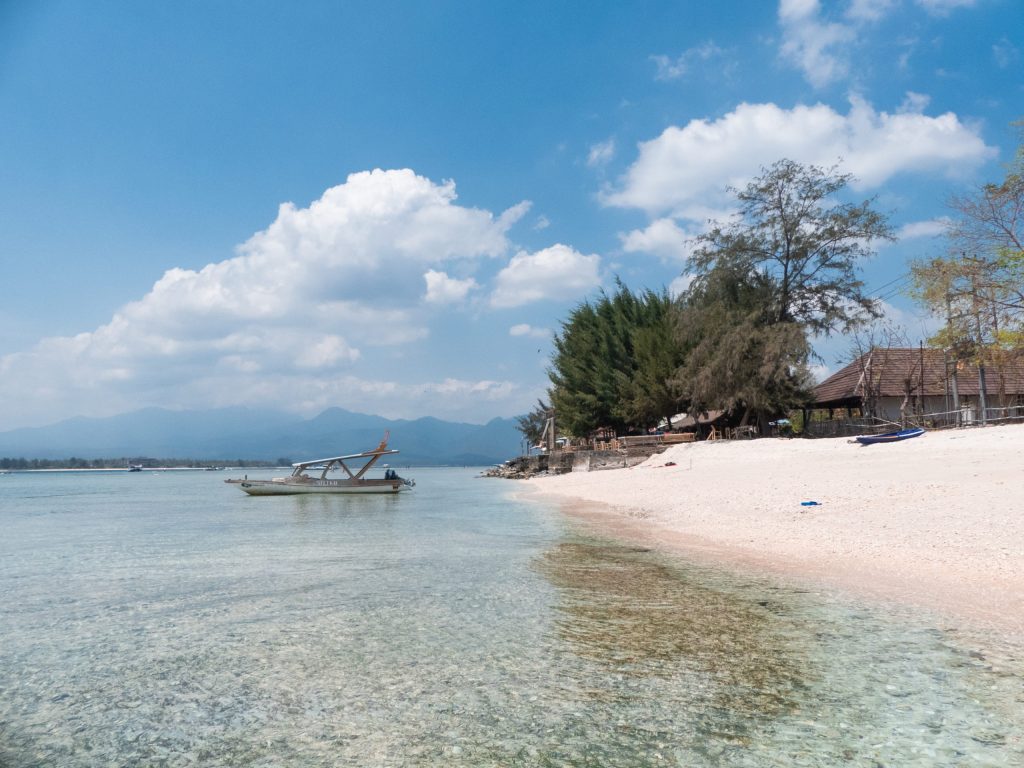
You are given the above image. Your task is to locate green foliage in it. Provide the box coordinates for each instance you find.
[673,264,814,425]
[515,400,551,445]
[912,134,1024,358]
[547,160,886,434]
[669,159,889,426]
[548,283,685,436]
[614,307,687,430]
[691,159,893,336]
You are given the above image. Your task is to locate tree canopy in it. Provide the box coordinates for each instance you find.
[547,283,684,436]
[540,160,888,439]
[673,264,814,427]
[911,136,1024,357]
[670,160,888,426]
[515,400,551,447]
[947,137,1024,269]
[691,159,893,336]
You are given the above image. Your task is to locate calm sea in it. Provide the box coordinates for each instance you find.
[1,467,1021,767]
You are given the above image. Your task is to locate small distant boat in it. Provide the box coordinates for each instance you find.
[225,433,414,496]
[855,427,925,446]
[128,464,144,472]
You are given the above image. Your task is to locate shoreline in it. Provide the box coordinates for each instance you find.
[524,424,1024,640]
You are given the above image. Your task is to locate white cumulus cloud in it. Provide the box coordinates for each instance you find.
[408,377,519,404]
[619,218,701,263]
[509,323,551,339]
[668,273,696,298]
[896,217,952,240]
[423,270,478,304]
[778,0,976,86]
[0,169,529,428]
[778,0,855,88]
[604,97,995,218]
[294,335,361,369]
[490,244,602,308]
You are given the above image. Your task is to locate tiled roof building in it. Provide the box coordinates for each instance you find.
[812,348,1024,422]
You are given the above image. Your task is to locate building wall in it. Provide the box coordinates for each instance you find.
[874,395,948,422]
[874,395,1000,424]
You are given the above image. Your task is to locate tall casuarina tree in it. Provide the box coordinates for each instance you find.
[691,159,893,336]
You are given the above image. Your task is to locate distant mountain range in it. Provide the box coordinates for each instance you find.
[0,407,525,466]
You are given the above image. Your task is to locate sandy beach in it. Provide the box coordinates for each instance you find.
[526,424,1024,637]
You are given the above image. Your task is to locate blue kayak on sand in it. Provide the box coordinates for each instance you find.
[855,427,925,445]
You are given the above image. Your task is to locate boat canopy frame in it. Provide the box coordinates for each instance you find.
[289,434,399,480]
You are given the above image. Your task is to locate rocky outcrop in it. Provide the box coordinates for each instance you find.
[482,445,667,479]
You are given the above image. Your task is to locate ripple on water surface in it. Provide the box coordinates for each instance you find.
[0,468,1021,766]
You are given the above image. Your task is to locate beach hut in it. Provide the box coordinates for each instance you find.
[661,410,727,441]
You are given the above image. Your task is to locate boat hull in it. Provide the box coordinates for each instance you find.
[226,478,410,496]
[225,433,414,496]
[855,427,925,445]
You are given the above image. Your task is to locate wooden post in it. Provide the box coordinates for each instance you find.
[943,348,950,422]
[919,340,925,417]
[970,265,988,424]
[945,288,960,423]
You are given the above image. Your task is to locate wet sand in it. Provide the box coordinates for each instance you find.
[525,425,1024,638]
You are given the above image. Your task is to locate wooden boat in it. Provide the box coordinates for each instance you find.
[855,427,925,445]
[225,433,414,496]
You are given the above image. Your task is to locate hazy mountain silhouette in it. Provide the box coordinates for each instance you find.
[0,407,523,465]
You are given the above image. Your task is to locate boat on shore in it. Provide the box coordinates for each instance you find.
[855,427,925,445]
[225,434,414,496]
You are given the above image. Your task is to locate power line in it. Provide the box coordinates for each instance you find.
[866,271,910,296]
[872,273,914,304]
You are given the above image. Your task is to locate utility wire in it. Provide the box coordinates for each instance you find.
[876,280,913,304]
[866,272,910,296]
[869,272,913,304]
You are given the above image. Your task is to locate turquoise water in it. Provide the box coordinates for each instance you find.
[0,468,1021,766]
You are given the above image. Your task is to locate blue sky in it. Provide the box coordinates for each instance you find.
[0,0,1020,430]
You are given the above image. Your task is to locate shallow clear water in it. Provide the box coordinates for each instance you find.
[0,468,1021,766]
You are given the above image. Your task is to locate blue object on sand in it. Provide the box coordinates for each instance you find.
[800,501,820,506]
[855,427,925,445]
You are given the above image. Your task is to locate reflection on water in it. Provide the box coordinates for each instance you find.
[0,470,1021,766]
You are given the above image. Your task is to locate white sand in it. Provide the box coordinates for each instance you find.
[526,424,1024,636]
